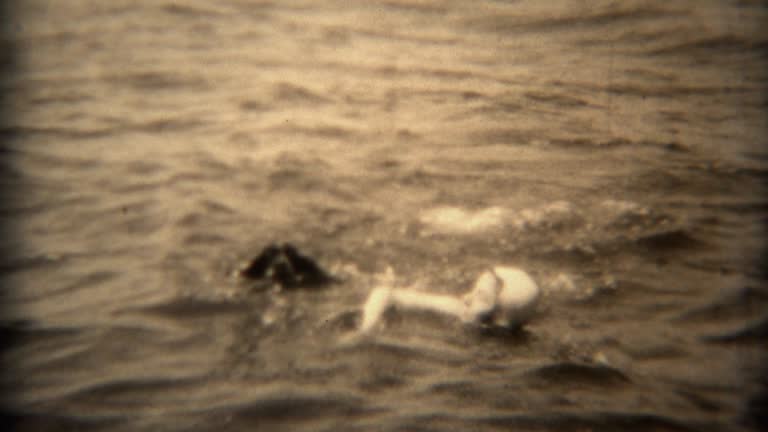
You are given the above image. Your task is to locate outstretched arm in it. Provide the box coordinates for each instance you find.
[359,285,467,334]
[390,289,465,318]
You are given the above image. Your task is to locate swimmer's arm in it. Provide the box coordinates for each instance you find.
[390,289,465,318]
[359,286,393,333]
[359,287,467,334]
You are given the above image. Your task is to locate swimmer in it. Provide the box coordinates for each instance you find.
[358,266,540,334]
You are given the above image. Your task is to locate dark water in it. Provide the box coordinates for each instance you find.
[1,0,767,431]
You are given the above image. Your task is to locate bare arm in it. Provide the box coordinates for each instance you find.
[390,289,465,318]
[359,286,393,333]
[359,286,466,334]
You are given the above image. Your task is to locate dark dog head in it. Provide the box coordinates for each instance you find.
[240,243,335,288]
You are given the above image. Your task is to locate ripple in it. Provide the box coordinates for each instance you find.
[211,393,372,425]
[103,71,210,92]
[427,380,492,401]
[0,125,114,140]
[21,149,101,171]
[634,229,706,252]
[0,253,67,277]
[468,128,536,146]
[120,160,168,176]
[271,82,331,105]
[675,286,768,323]
[112,214,167,236]
[123,297,250,319]
[182,232,233,246]
[0,411,127,432]
[348,339,469,368]
[265,123,357,139]
[524,91,589,108]
[161,3,227,18]
[547,137,688,152]
[649,35,767,57]
[604,83,750,98]
[524,362,630,387]
[703,315,768,345]
[65,376,204,406]
[131,117,206,134]
[478,411,701,432]
[357,371,407,392]
[0,322,82,352]
[41,270,118,300]
[465,6,682,34]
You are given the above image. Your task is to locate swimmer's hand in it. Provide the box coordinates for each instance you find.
[359,286,393,333]
[338,267,397,346]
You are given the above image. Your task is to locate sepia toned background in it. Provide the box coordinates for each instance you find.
[1,1,767,431]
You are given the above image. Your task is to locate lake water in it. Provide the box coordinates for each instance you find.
[1,1,767,431]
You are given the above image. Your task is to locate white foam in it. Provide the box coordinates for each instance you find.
[511,201,576,229]
[418,201,578,234]
[418,206,506,233]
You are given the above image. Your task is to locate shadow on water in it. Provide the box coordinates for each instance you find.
[745,365,768,431]
[0,0,23,428]
[741,200,768,432]
[471,324,536,343]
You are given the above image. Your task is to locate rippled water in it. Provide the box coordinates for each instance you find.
[1,1,767,431]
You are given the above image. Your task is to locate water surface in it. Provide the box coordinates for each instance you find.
[1,1,767,431]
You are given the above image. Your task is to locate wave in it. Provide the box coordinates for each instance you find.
[382,411,707,432]
[634,229,706,252]
[703,315,768,345]
[347,338,469,368]
[0,321,81,351]
[648,35,768,57]
[271,82,332,105]
[0,253,67,277]
[675,286,768,324]
[603,83,752,98]
[264,123,358,139]
[124,297,251,319]
[547,137,688,152]
[240,82,332,112]
[0,411,126,432]
[524,362,630,387]
[475,411,704,432]
[102,71,210,92]
[0,119,205,141]
[524,90,590,108]
[23,270,118,302]
[417,199,692,251]
[378,0,448,14]
[0,126,114,140]
[64,376,203,406]
[464,6,683,34]
[161,3,228,18]
[207,393,373,426]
